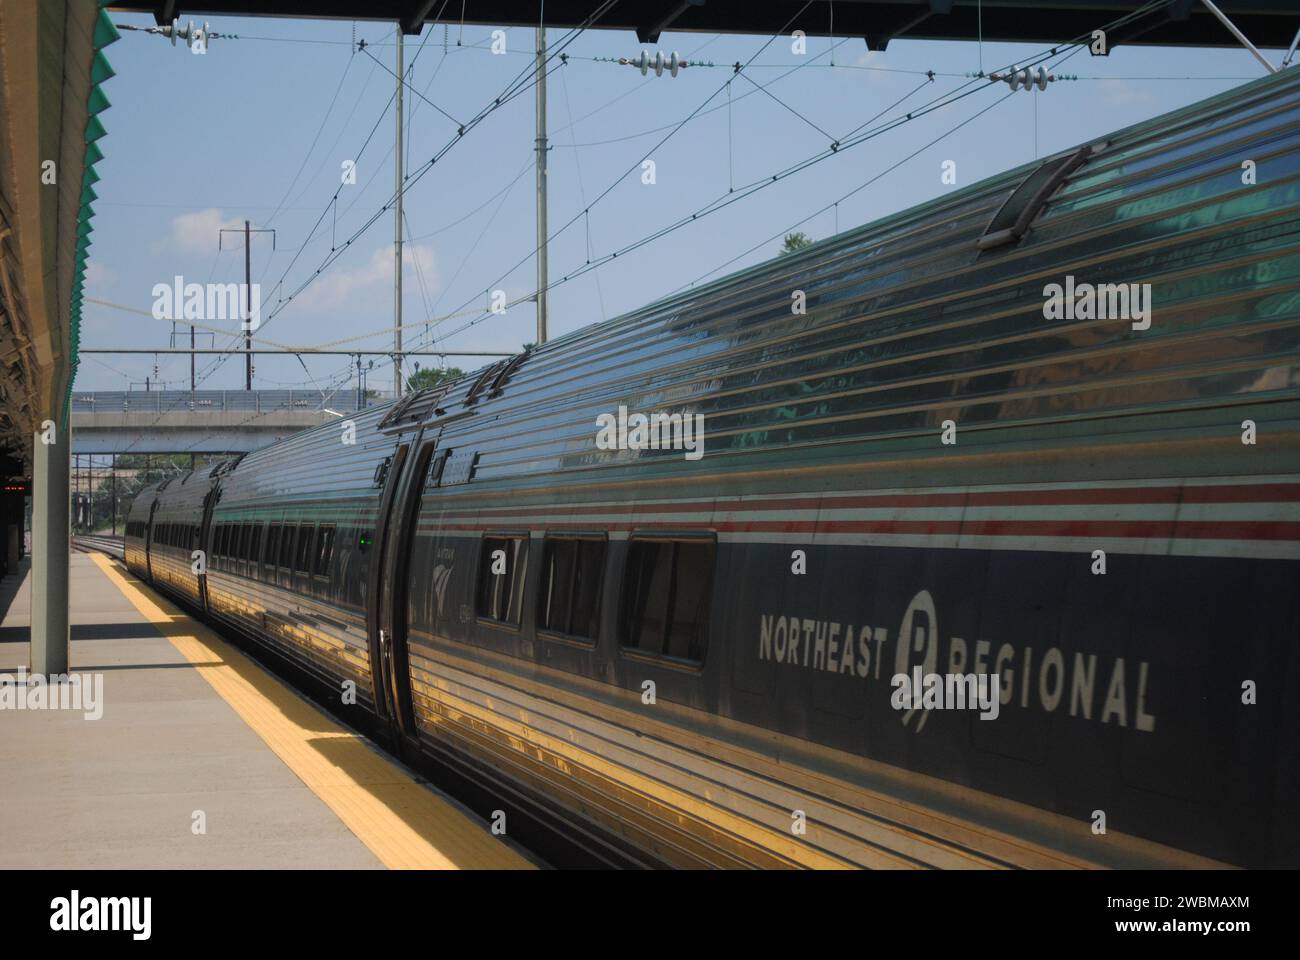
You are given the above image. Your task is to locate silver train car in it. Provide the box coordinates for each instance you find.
[126,68,1300,868]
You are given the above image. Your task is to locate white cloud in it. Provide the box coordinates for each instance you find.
[167,207,245,255]
[83,259,115,291]
[294,243,438,310]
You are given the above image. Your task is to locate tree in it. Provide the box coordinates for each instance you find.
[89,454,218,534]
[405,365,464,393]
[781,232,813,255]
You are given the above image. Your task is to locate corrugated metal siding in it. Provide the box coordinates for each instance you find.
[216,402,396,508]
[415,68,1300,491]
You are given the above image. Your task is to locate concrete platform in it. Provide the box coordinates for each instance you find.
[0,551,533,869]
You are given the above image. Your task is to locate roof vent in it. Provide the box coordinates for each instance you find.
[977,141,1106,252]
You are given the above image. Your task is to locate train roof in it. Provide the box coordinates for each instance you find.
[440,67,1300,488]
[216,67,1300,497]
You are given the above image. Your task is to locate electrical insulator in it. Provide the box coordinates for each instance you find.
[116,18,228,47]
[163,19,211,48]
[618,51,689,77]
[989,66,1056,91]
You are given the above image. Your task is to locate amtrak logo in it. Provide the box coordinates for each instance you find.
[893,590,939,732]
[432,564,453,619]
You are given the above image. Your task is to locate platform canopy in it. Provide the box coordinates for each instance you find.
[108,1,1299,49]
[0,0,119,479]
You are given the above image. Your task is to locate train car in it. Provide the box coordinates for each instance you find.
[123,481,158,582]
[201,405,392,712]
[146,464,223,607]
[124,67,1300,868]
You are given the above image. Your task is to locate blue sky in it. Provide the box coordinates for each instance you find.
[76,12,1278,398]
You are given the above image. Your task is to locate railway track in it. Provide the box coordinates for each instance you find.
[72,534,124,560]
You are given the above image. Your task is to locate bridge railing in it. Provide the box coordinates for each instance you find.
[71,390,396,414]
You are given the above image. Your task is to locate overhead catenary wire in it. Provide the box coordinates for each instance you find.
[101,0,1182,406]
[417,0,822,346]
[264,0,623,326]
[676,42,1094,292]
[259,14,447,304]
[421,0,1171,350]
[675,90,1020,293]
[84,295,495,355]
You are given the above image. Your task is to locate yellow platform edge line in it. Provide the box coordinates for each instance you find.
[89,553,533,871]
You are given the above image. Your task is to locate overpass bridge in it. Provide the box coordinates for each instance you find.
[68,389,392,454]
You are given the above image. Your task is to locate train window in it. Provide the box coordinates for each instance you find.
[295,524,316,575]
[249,524,263,571]
[314,525,335,578]
[475,535,529,626]
[236,524,250,564]
[619,537,715,665]
[266,524,281,570]
[537,536,605,641]
[279,524,296,570]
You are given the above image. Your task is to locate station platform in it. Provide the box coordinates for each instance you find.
[0,551,536,870]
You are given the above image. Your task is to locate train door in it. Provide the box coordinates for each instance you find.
[197,489,219,614]
[377,438,438,742]
[144,499,160,583]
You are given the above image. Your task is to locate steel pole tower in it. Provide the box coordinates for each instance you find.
[535,25,549,345]
[394,30,405,396]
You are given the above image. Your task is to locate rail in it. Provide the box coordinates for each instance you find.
[72,534,125,560]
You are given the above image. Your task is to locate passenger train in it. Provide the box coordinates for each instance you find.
[126,68,1300,868]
